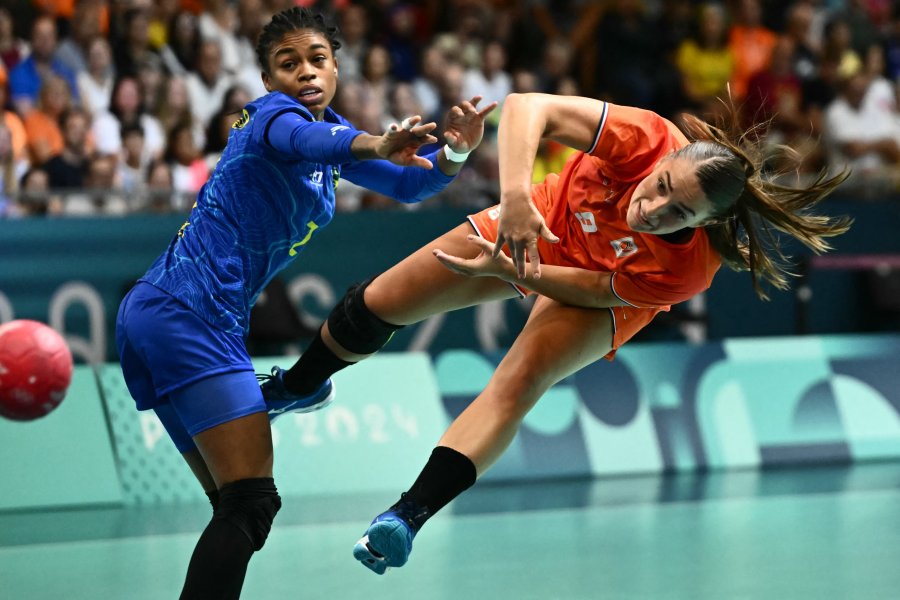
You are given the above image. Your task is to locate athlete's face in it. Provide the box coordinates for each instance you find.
[262,30,338,120]
[626,155,715,235]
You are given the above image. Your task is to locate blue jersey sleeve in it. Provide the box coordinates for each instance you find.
[339,149,455,204]
[265,110,362,163]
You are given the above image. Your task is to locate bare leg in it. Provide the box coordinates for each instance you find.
[321,222,517,360]
[439,296,614,474]
[353,298,615,573]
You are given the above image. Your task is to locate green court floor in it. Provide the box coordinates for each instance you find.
[2,463,899,599]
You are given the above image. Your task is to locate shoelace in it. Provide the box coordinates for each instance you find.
[391,495,431,531]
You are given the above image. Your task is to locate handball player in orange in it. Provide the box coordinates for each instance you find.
[262,92,851,574]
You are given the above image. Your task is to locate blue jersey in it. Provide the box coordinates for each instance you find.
[141,91,455,335]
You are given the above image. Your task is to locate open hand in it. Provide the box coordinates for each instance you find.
[443,96,498,153]
[433,235,515,279]
[378,115,439,168]
[493,194,558,279]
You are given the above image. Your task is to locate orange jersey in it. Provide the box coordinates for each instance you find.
[472,102,721,311]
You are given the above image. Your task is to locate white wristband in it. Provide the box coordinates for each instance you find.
[443,144,471,163]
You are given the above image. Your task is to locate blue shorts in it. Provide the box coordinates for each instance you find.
[116,282,266,452]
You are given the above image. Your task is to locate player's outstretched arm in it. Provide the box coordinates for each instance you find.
[494,93,609,280]
[434,234,625,309]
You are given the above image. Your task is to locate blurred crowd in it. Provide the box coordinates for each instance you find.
[0,0,898,217]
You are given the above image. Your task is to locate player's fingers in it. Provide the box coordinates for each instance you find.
[478,101,499,118]
[540,223,560,243]
[492,233,507,258]
[401,116,421,130]
[433,249,468,274]
[529,243,542,279]
[466,234,494,253]
[469,95,484,107]
[410,155,434,169]
[512,241,526,278]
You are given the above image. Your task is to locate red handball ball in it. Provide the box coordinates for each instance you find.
[0,320,74,421]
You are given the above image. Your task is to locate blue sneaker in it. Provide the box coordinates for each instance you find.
[257,366,334,422]
[352,497,430,574]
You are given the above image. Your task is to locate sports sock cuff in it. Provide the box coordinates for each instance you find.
[433,446,477,488]
[283,331,352,395]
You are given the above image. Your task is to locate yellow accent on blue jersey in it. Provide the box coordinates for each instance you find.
[289,221,319,256]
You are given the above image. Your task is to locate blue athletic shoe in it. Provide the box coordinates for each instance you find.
[257,366,334,422]
[352,497,430,574]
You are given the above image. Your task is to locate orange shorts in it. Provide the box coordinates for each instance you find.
[467,205,663,360]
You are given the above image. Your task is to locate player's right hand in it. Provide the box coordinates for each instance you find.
[377,116,438,168]
[493,193,559,279]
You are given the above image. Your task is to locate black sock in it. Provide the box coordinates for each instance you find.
[399,446,477,525]
[179,515,254,600]
[205,489,219,512]
[283,330,353,395]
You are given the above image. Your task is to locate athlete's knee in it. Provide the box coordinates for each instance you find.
[215,477,282,551]
[327,277,404,355]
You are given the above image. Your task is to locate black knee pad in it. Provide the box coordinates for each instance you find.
[215,477,282,551]
[327,277,404,354]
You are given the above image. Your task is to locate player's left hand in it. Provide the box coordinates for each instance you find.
[433,235,518,280]
[443,96,498,154]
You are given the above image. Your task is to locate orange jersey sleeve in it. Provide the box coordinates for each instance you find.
[588,103,684,182]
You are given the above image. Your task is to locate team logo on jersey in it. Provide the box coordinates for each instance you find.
[232,109,250,129]
[330,125,350,136]
[611,236,638,258]
[575,211,597,232]
[310,169,323,185]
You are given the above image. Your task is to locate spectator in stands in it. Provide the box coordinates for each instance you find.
[463,41,511,125]
[55,0,104,75]
[728,0,778,101]
[234,0,270,99]
[144,158,179,212]
[186,39,235,129]
[77,36,115,117]
[199,0,241,76]
[44,107,92,192]
[93,75,165,162]
[18,166,62,216]
[784,1,820,84]
[112,8,158,79]
[203,84,252,169]
[0,7,28,71]
[23,75,71,166]
[824,70,900,194]
[0,67,28,166]
[412,44,446,118]
[165,120,209,197]
[117,122,147,196]
[0,121,20,217]
[159,11,201,77]
[821,19,862,81]
[359,44,394,126]
[63,154,128,216]
[675,2,734,112]
[596,0,659,108]
[9,15,78,116]
[335,2,369,83]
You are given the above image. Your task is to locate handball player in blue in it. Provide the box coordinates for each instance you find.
[115,7,495,598]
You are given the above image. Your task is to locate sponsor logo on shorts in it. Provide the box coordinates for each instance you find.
[488,207,501,220]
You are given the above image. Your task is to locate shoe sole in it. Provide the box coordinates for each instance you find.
[268,385,335,422]
[353,520,411,574]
